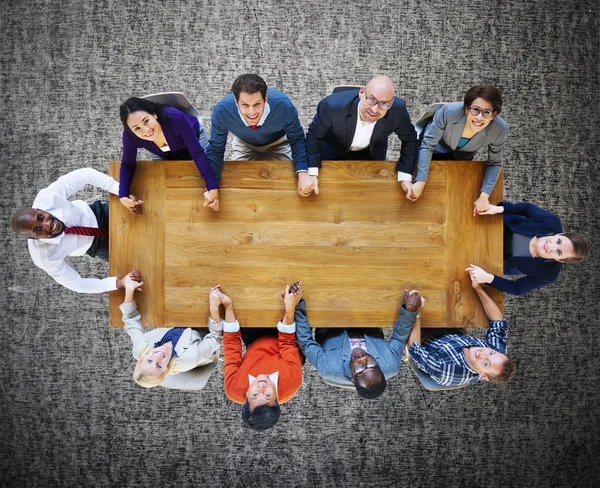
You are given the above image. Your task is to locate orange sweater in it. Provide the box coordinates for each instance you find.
[223,331,302,405]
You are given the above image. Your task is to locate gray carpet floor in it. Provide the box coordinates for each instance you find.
[1,0,599,487]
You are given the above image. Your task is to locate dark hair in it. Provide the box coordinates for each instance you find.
[463,85,503,114]
[119,97,166,137]
[488,356,516,384]
[231,74,268,102]
[241,399,280,431]
[560,232,590,264]
[354,369,387,399]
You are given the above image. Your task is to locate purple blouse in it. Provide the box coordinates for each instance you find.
[119,106,218,197]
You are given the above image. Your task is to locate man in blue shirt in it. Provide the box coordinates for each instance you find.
[205,74,314,209]
[408,274,516,387]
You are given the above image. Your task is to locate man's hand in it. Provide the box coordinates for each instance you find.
[297,172,315,197]
[403,289,423,312]
[283,281,303,311]
[123,271,143,292]
[409,181,426,201]
[465,264,494,284]
[476,204,503,216]
[203,189,220,212]
[209,284,223,310]
[400,180,413,200]
[311,175,320,195]
[120,195,144,215]
[473,193,490,216]
[468,271,482,290]
[116,269,141,289]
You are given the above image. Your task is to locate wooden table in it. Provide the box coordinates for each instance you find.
[108,160,503,328]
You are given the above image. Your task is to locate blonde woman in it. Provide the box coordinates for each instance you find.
[121,274,223,388]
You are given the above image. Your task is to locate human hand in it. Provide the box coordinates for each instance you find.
[400,180,413,200]
[476,204,503,216]
[465,264,494,284]
[311,175,320,195]
[409,181,426,201]
[468,271,482,290]
[283,281,303,311]
[123,270,143,292]
[203,189,220,212]
[297,172,314,197]
[417,297,426,313]
[120,195,144,215]
[473,193,490,216]
[403,289,423,312]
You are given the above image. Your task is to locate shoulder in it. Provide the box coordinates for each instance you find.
[489,114,508,133]
[440,102,464,118]
[213,93,237,114]
[321,90,359,111]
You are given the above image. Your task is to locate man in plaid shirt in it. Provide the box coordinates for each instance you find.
[408,274,516,387]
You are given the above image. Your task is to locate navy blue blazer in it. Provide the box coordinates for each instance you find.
[305,89,418,174]
[295,300,416,387]
[490,201,563,296]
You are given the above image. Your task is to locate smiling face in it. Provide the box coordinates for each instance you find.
[126,110,163,141]
[358,77,394,123]
[349,348,382,385]
[464,346,508,381]
[465,97,496,133]
[532,234,575,261]
[139,342,173,377]
[246,374,277,411]
[236,91,267,126]
[14,208,64,239]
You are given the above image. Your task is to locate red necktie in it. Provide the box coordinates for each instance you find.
[250,125,259,130]
[64,226,108,238]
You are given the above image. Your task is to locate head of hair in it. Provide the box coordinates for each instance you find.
[231,74,268,102]
[119,97,166,137]
[11,208,34,237]
[487,356,516,384]
[133,344,178,388]
[241,399,281,431]
[560,232,590,264]
[354,368,387,399]
[463,85,503,114]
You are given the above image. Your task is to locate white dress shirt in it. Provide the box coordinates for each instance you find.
[28,168,120,293]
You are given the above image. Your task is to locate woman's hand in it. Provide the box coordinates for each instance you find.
[465,264,494,284]
[476,204,503,216]
[410,181,426,201]
[203,189,220,212]
[473,193,490,215]
[120,195,144,215]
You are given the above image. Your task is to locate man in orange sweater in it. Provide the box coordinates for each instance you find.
[211,283,303,432]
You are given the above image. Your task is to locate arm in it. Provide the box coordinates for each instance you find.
[283,102,309,173]
[191,320,223,366]
[485,318,509,354]
[205,106,229,182]
[119,273,145,347]
[32,256,119,293]
[222,327,245,403]
[119,131,140,198]
[490,273,553,296]
[176,112,220,191]
[472,276,502,321]
[500,201,561,223]
[415,105,448,183]
[294,300,327,371]
[41,167,120,200]
[393,99,418,176]
[388,290,421,358]
[305,98,333,169]
[479,125,507,196]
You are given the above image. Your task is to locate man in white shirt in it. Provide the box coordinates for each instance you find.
[305,75,418,197]
[11,167,133,293]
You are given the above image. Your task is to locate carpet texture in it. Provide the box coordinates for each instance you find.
[1,0,599,487]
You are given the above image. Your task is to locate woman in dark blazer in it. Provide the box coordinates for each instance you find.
[411,85,507,214]
[118,97,220,214]
[466,201,589,296]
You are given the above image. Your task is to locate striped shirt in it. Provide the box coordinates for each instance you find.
[408,320,508,387]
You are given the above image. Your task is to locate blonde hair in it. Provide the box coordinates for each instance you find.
[133,344,179,388]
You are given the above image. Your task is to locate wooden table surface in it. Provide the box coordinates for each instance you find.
[108,159,503,328]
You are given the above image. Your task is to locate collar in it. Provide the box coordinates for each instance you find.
[238,101,271,127]
[248,371,279,392]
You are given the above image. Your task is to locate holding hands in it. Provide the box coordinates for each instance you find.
[403,289,423,312]
[474,203,504,216]
[122,270,143,303]
[120,195,144,215]
[203,189,220,212]
[297,173,317,197]
[465,264,494,285]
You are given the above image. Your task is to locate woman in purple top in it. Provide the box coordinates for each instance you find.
[119,97,220,213]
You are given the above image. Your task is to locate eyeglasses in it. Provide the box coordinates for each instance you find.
[468,106,496,119]
[352,358,380,375]
[363,87,393,110]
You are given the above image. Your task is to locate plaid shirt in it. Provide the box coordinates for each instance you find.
[408,319,509,387]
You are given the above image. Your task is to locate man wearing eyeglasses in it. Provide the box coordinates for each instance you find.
[305,75,418,197]
[295,290,422,399]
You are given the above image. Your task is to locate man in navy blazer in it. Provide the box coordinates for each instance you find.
[295,290,422,399]
[305,75,418,197]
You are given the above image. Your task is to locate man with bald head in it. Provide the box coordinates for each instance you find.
[11,168,133,293]
[305,75,418,197]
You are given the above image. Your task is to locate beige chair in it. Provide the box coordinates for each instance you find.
[414,103,448,140]
[160,357,218,391]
